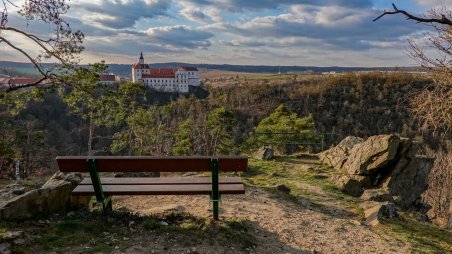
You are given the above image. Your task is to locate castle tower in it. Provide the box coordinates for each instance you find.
[132,52,149,83]
[139,52,144,64]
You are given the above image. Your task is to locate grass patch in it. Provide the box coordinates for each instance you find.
[140,212,256,249]
[143,218,161,230]
[245,158,360,212]
[31,210,137,253]
[380,215,452,253]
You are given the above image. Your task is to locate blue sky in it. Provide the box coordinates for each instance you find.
[1,0,451,66]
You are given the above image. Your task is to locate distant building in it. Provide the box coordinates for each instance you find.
[0,77,39,88]
[131,52,200,93]
[99,73,120,85]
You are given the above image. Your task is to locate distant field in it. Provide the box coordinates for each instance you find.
[200,69,305,81]
[8,67,38,75]
[199,70,265,79]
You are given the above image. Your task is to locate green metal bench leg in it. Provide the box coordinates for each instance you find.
[211,158,220,220]
[87,159,112,212]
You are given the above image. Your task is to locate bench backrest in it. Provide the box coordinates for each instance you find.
[56,156,248,173]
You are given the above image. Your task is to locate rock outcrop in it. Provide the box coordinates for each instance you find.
[320,134,435,225]
[342,134,400,175]
[319,136,363,169]
[0,172,90,220]
[361,201,397,226]
[332,175,363,197]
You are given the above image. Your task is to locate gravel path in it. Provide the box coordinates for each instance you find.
[114,186,411,254]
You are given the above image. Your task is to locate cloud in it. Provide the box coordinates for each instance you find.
[180,8,211,23]
[180,0,372,12]
[416,0,452,8]
[144,25,214,48]
[205,5,420,51]
[72,0,171,29]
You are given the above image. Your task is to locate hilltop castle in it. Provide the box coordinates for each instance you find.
[131,53,200,93]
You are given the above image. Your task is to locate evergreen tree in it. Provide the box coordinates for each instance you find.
[206,107,236,155]
[254,104,319,153]
[110,82,146,155]
[64,62,116,156]
[172,119,193,155]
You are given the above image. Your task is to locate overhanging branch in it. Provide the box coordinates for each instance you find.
[374,3,452,26]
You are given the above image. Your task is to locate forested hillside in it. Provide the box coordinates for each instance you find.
[207,72,438,146]
[0,72,440,178]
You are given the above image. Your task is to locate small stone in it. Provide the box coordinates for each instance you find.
[276,184,291,194]
[361,189,393,202]
[13,238,26,245]
[191,247,197,252]
[362,201,397,226]
[12,187,25,195]
[313,173,328,179]
[1,231,23,240]
[115,246,119,250]
[160,221,169,226]
[123,237,129,241]
[5,184,19,189]
[350,220,361,226]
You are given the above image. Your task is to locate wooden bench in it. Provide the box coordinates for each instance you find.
[56,156,248,220]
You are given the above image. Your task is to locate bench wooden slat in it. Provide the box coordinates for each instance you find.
[72,183,245,195]
[56,156,248,173]
[79,177,243,185]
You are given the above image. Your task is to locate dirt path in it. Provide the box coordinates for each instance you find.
[114,186,411,254]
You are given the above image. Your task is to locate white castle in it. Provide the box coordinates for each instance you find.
[131,52,200,93]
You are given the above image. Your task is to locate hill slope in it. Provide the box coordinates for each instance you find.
[1,157,450,253]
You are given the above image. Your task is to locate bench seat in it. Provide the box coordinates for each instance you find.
[73,183,245,195]
[79,177,243,185]
[56,156,248,220]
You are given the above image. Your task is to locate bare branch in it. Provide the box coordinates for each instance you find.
[0,0,84,94]
[0,35,48,77]
[374,3,452,26]
[4,76,48,93]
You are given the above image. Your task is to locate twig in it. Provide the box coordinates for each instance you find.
[374,3,452,26]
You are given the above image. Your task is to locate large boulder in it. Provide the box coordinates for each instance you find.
[381,155,435,209]
[361,201,397,226]
[0,172,89,220]
[333,175,363,197]
[319,136,363,169]
[342,134,400,175]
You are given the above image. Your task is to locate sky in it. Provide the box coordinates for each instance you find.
[0,0,451,67]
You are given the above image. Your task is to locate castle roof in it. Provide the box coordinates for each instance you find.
[143,68,177,78]
[100,74,116,82]
[180,66,198,71]
[132,63,150,69]
[0,77,39,85]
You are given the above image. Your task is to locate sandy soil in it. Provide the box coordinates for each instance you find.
[113,187,411,254]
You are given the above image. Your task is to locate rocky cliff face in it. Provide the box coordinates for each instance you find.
[320,134,442,227]
[0,172,90,220]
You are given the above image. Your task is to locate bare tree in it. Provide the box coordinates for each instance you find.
[0,0,84,94]
[375,3,451,134]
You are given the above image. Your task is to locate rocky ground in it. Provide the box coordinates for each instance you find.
[1,157,451,253]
